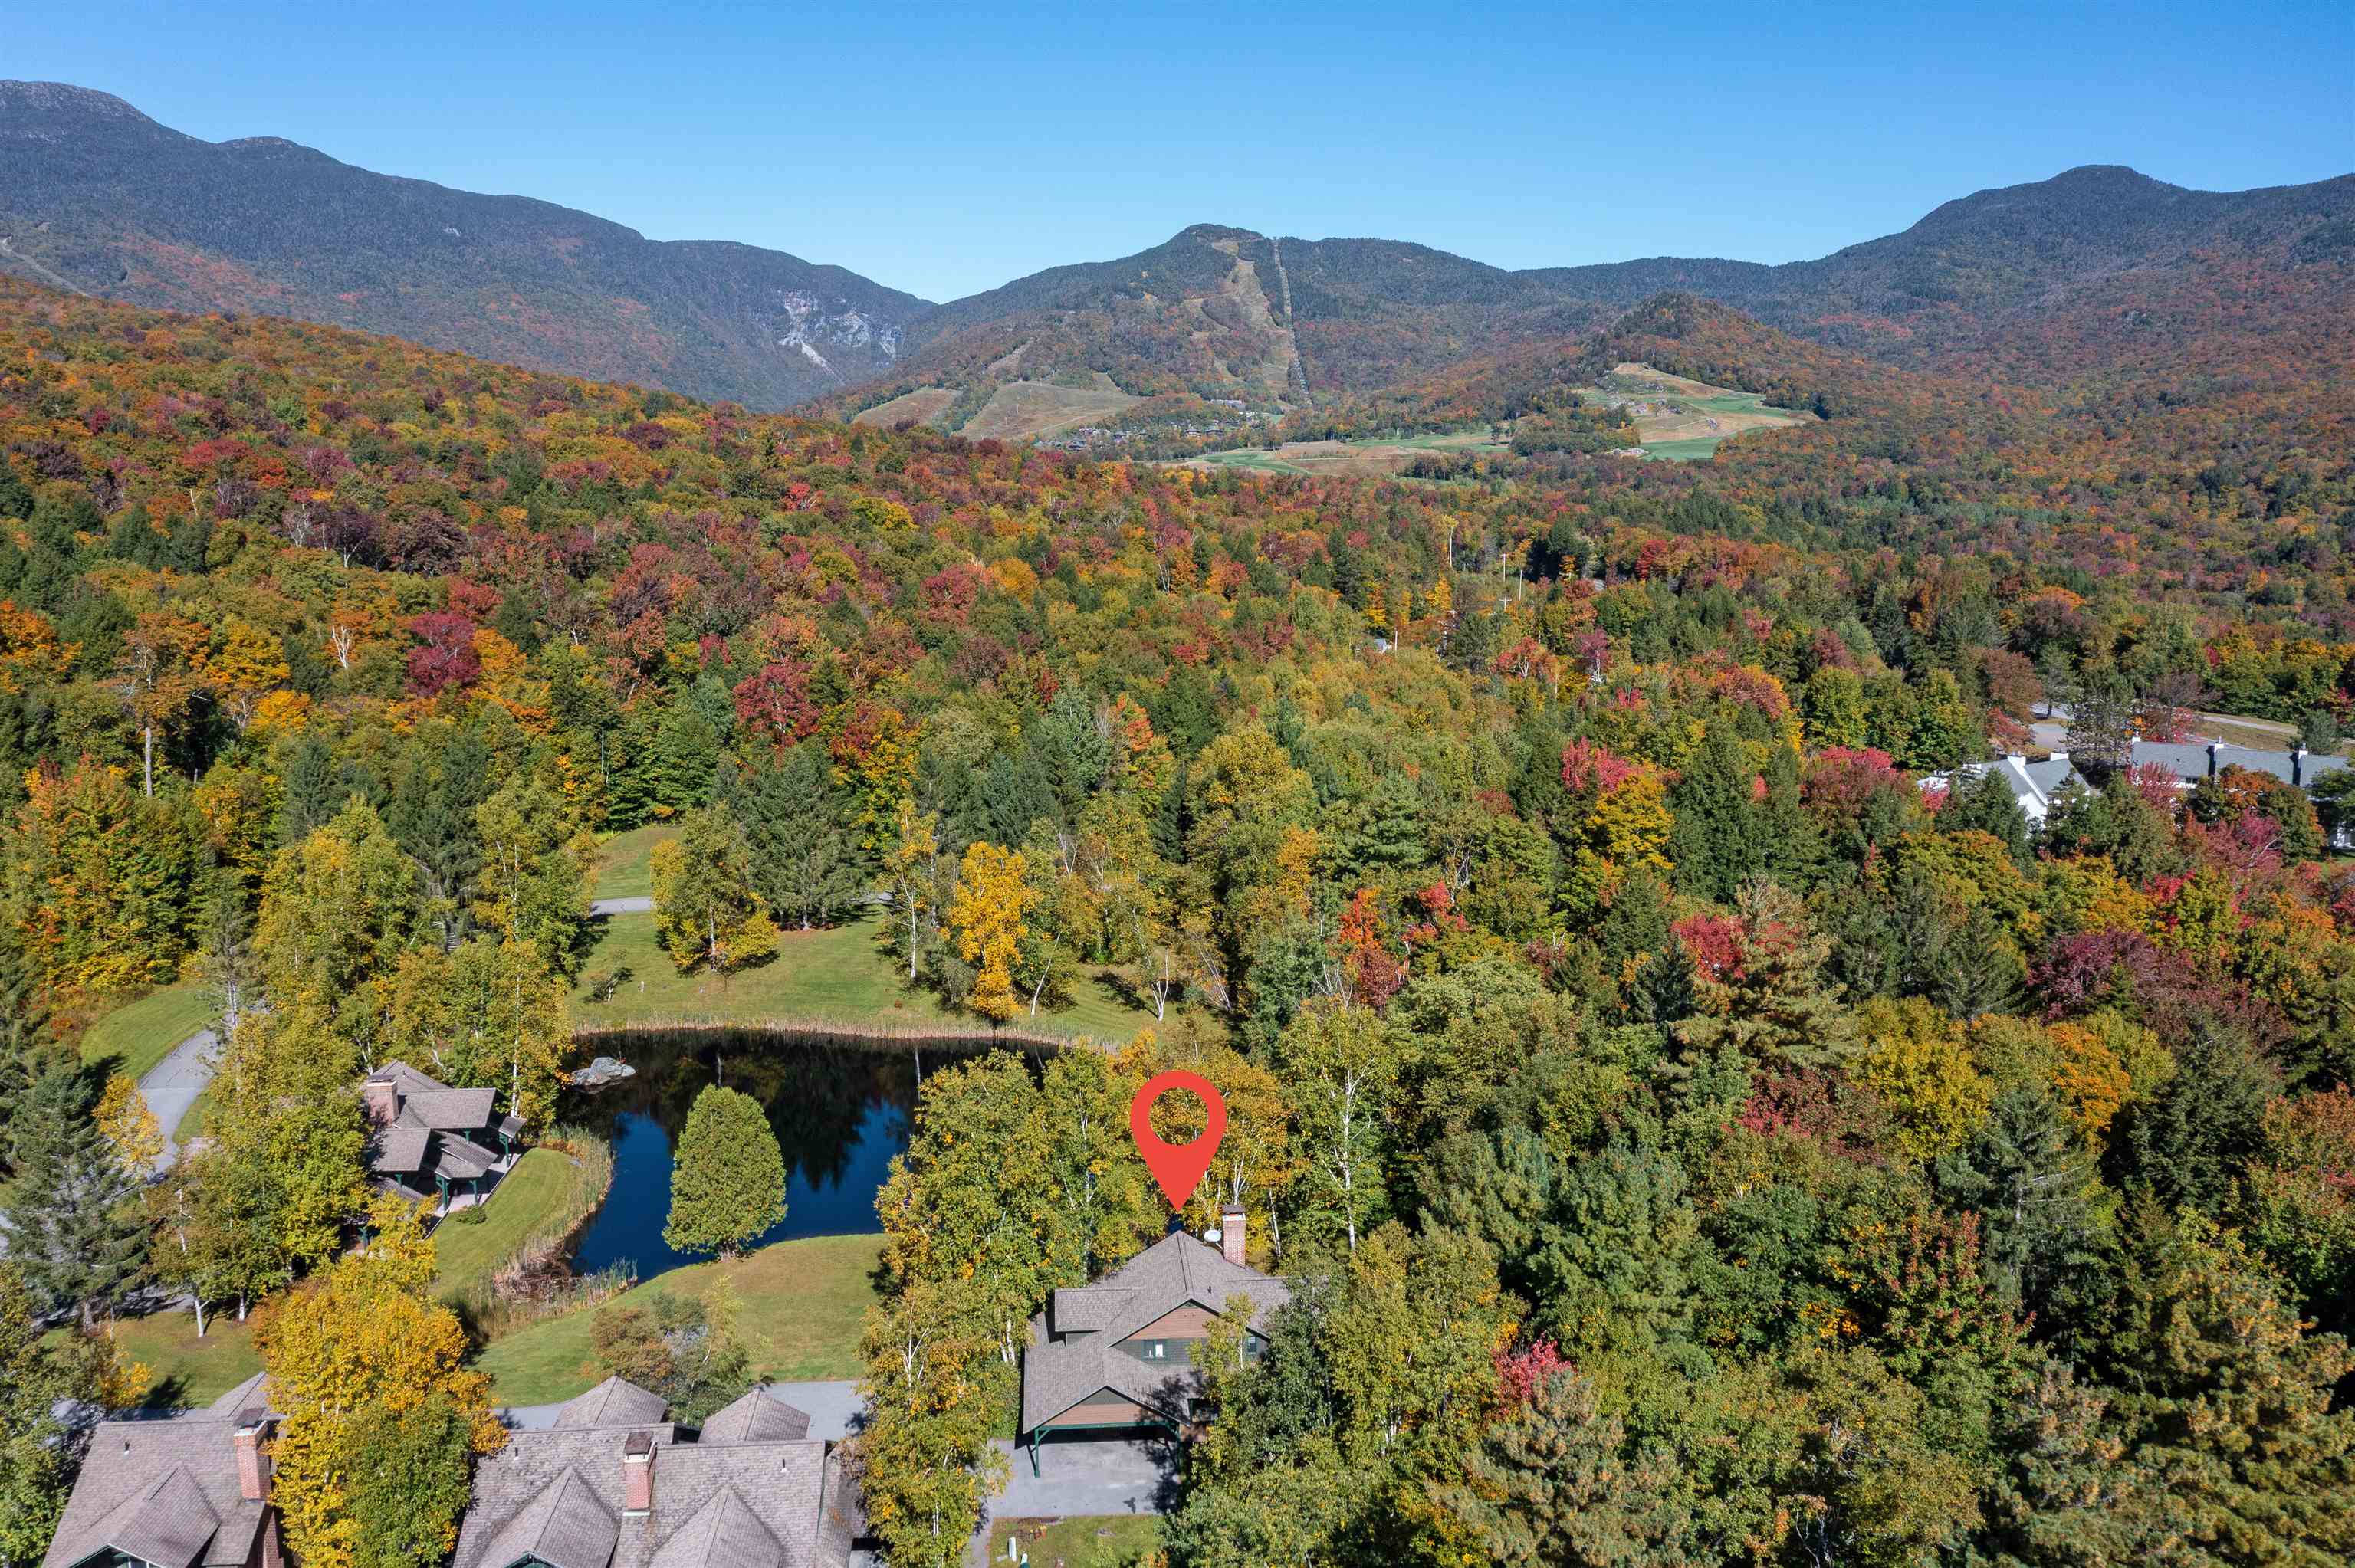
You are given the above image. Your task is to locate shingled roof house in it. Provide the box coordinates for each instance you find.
[1020,1206,1289,1476]
[40,1373,285,1568]
[453,1376,858,1568]
[363,1060,524,1217]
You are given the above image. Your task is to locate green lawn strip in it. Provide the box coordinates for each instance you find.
[429,1148,596,1305]
[1643,437,1726,461]
[473,1232,883,1406]
[593,823,676,902]
[987,1516,1161,1567]
[570,910,1147,1045]
[177,1087,213,1141]
[78,981,213,1081]
[46,1312,264,1411]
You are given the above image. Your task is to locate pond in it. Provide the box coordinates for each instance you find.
[560,1028,1003,1282]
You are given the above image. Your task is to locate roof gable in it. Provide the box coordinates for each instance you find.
[698,1387,812,1445]
[475,1468,619,1568]
[94,1466,220,1568]
[553,1376,670,1430]
[645,1487,787,1568]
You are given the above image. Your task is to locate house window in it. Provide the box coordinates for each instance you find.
[1137,1340,1168,1361]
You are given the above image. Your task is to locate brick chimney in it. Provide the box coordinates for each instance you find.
[233,1412,273,1502]
[362,1071,398,1126]
[1218,1205,1246,1269]
[622,1431,655,1514]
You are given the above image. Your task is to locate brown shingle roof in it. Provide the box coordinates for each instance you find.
[698,1386,813,1445]
[399,1087,501,1131]
[469,1466,619,1568]
[40,1416,272,1568]
[1021,1232,1290,1433]
[552,1375,672,1431]
[643,1487,787,1568]
[452,1425,850,1568]
[369,1125,432,1174]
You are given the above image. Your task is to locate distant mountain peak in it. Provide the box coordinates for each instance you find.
[1171,222,1264,245]
[0,80,158,122]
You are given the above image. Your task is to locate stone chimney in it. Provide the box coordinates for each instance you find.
[234,1412,273,1503]
[1218,1205,1246,1269]
[2206,742,2222,778]
[2294,746,2309,787]
[622,1431,655,1514]
[362,1071,397,1126]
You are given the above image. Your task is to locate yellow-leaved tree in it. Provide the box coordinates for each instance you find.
[254,1196,504,1568]
[93,1074,163,1173]
[949,842,1033,1022]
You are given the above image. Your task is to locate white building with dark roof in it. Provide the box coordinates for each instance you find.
[1925,751,2087,827]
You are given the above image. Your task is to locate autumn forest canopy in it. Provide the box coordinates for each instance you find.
[0,211,2350,1568]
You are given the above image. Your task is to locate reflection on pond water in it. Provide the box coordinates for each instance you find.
[561,1029,1002,1282]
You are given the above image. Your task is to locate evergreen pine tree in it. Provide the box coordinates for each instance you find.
[0,923,63,1175]
[275,732,344,846]
[2110,1024,2278,1217]
[1937,1084,2100,1320]
[719,746,864,930]
[386,722,493,950]
[649,701,721,815]
[664,1085,788,1260]
[0,1065,148,1328]
[1667,727,1772,901]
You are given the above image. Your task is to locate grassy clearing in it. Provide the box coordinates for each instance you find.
[851,387,959,429]
[987,1517,1161,1567]
[79,982,212,1081]
[593,823,676,903]
[51,1311,264,1411]
[429,1146,606,1307]
[570,910,1148,1044]
[961,380,1139,442]
[472,1232,883,1405]
[1641,436,1727,461]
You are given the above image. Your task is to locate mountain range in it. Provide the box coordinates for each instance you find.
[5,80,2349,426]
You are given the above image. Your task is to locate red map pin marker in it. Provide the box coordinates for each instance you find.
[1129,1069,1227,1212]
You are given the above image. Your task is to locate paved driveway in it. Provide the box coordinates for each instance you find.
[988,1435,1178,1517]
[141,1028,218,1172]
[589,895,654,915]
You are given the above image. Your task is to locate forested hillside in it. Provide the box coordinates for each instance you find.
[0,81,930,408]
[0,273,2351,1565]
[21,84,2337,433]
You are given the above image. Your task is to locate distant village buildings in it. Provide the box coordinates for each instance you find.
[1926,740,2351,845]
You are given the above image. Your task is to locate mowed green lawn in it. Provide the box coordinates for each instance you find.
[429,1147,602,1306]
[472,1233,884,1405]
[1643,436,1728,461]
[79,981,212,1082]
[48,1311,264,1412]
[570,909,1148,1045]
[593,823,675,903]
[988,1517,1161,1567]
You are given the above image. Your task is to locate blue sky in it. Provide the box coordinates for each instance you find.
[13,2,2350,303]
